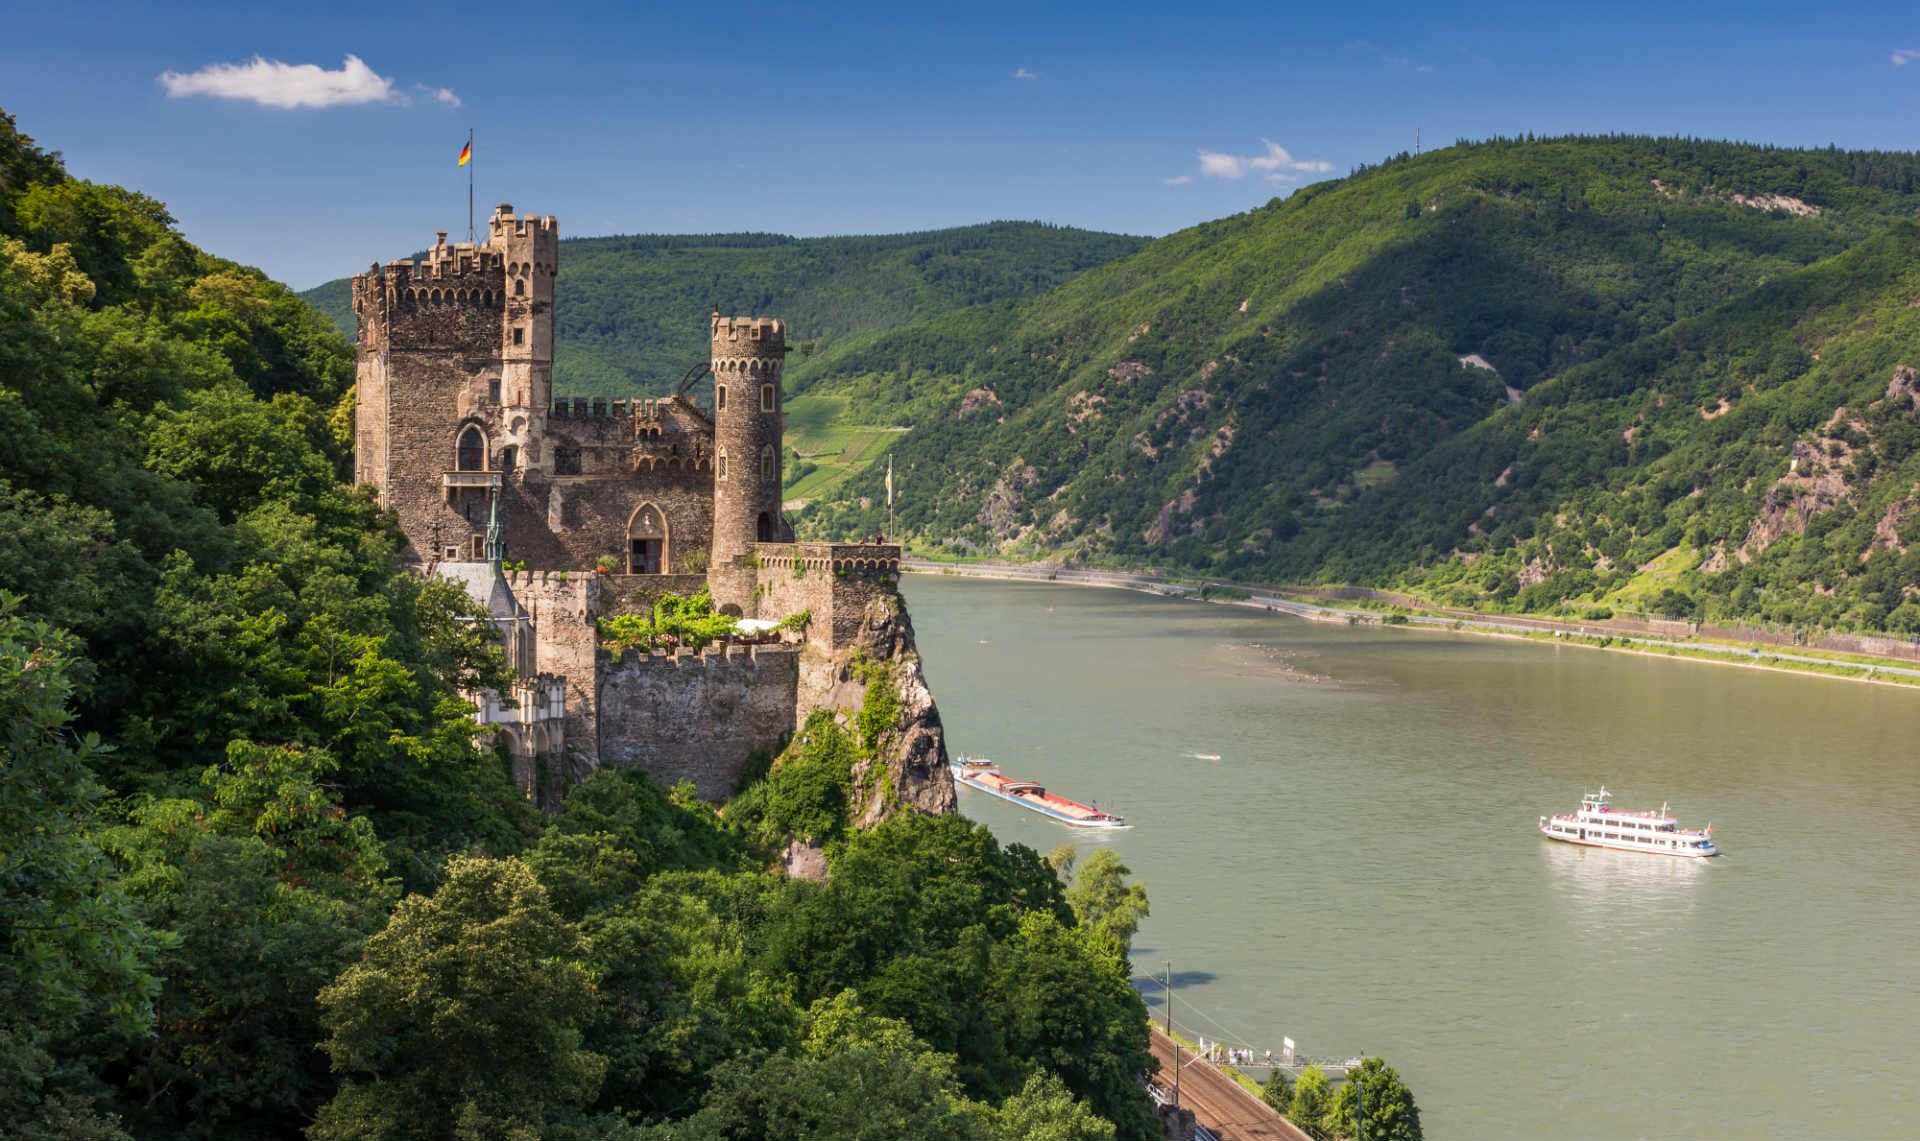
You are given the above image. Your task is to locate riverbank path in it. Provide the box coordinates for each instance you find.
[1150,1028,1309,1141]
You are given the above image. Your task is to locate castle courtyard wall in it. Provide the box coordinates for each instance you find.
[595,644,799,798]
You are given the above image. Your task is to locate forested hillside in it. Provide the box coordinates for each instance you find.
[302,223,1147,395]
[797,137,1920,634]
[0,108,1158,1141]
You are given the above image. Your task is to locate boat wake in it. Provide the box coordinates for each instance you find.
[1184,752,1223,761]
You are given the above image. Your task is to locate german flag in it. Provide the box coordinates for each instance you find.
[457,139,472,167]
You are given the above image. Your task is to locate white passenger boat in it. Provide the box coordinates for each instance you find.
[1539,787,1718,858]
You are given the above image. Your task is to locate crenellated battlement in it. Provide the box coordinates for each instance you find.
[753,542,902,575]
[487,202,560,240]
[600,641,798,669]
[711,315,787,351]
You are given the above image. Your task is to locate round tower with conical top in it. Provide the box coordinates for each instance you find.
[708,313,788,610]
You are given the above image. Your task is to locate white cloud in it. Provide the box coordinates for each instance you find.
[1894,49,1920,67]
[1190,139,1331,181]
[1163,175,1193,186]
[158,54,397,109]
[422,84,462,107]
[1013,67,1039,80]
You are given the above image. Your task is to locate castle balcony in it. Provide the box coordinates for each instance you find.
[442,470,503,491]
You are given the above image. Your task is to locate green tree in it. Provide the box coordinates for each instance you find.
[992,1071,1116,1140]
[1261,1067,1295,1116]
[310,856,606,1141]
[1062,848,1151,954]
[987,912,1157,1139]
[1289,1066,1335,1141]
[1327,1057,1421,1141]
[644,992,991,1141]
[100,742,397,1138]
[0,600,155,1140]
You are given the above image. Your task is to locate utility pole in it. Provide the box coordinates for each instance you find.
[1164,960,1173,1035]
[1355,1068,1365,1141]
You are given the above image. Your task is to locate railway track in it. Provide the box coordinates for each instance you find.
[1149,1028,1310,1141]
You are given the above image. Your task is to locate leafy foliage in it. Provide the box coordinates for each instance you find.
[0,600,155,1141]
[311,856,606,1140]
[1327,1057,1422,1141]
[597,587,740,656]
[1059,848,1151,955]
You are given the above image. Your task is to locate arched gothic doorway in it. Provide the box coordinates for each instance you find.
[756,511,776,542]
[628,503,667,574]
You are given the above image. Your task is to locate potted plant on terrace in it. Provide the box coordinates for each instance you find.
[594,555,618,575]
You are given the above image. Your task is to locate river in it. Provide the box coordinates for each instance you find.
[901,574,1920,1140]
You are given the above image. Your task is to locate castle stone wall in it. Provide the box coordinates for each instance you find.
[508,571,601,781]
[751,543,903,652]
[595,644,799,798]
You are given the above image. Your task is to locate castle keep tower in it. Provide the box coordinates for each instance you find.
[708,315,789,609]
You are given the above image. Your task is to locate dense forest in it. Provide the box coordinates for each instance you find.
[301,223,1147,397]
[0,109,1166,1140]
[796,137,1920,635]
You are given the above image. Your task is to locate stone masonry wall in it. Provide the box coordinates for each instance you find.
[596,644,800,799]
[507,571,600,783]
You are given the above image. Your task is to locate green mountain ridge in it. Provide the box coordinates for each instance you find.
[301,223,1148,395]
[794,136,1920,634]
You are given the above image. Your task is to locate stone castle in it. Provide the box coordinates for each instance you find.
[350,203,951,813]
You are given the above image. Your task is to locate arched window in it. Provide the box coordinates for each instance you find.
[756,511,776,542]
[456,426,486,471]
[760,384,775,413]
[715,385,727,411]
[514,278,525,297]
[760,444,776,482]
[717,449,728,480]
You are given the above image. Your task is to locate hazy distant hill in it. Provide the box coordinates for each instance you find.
[300,223,1147,395]
[795,137,1920,634]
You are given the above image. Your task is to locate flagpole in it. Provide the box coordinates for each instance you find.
[466,128,474,244]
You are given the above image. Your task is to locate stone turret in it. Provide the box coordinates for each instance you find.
[707,314,789,610]
[489,204,559,469]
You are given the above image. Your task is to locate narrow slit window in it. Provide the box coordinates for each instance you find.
[716,385,727,411]
[513,327,525,346]
[760,384,775,412]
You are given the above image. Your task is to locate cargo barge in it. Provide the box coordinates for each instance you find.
[949,757,1127,829]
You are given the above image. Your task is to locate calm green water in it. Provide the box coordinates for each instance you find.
[902,575,1920,1141]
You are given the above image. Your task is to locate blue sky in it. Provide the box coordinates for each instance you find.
[4,0,1916,288]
